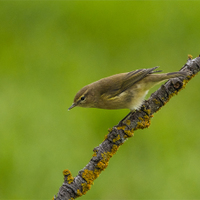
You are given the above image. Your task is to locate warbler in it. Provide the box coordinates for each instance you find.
[68,67,188,111]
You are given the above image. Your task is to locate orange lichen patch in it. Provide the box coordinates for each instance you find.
[101,152,112,162]
[182,79,188,87]
[141,105,151,115]
[96,160,108,170]
[63,169,74,184]
[104,134,108,141]
[67,177,74,184]
[96,145,119,171]
[81,168,102,195]
[144,114,153,120]
[152,75,194,114]
[117,125,126,130]
[153,98,160,105]
[67,175,74,184]
[143,108,151,115]
[135,115,151,130]
[116,124,134,138]
[92,152,97,157]
[104,128,114,141]
[108,128,113,132]
[113,134,120,143]
[126,120,131,125]
[168,89,179,99]
[101,148,116,163]
[82,169,97,185]
[76,189,83,196]
[81,182,91,195]
[63,169,71,176]
[111,144,120,154]
[168,72,196,99]
[124,129,134,138]
[166,75,194,103]
[183,73,196,86]
[93,169,100,178]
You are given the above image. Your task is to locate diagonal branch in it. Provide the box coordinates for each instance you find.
[54,55,200,200]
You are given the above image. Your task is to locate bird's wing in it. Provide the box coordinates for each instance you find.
[100,67,161,99]
[113,67,161,96]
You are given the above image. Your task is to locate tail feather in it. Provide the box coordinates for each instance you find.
[148,71,189,83]
[166,71,188,78]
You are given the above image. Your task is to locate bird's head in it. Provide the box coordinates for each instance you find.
[68,85,96,110]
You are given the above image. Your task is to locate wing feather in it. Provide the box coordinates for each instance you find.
[100,67,161,99]
[111,67,160,97]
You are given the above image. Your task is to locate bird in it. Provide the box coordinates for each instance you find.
[68,67,188,111]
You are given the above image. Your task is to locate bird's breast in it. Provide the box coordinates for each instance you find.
[127,90,149,110]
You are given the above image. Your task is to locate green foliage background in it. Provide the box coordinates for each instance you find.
[0,1,200,199]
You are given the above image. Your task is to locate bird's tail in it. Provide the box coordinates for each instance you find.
[147,71,190,83]
[165,71,189,79]
[142,70,190,90]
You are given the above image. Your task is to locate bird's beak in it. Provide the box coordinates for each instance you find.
[68,103,77,111]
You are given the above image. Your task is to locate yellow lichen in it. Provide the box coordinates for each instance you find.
[96,160,108,170]
[116,124,134,138]
[63,169,71,176]
[92,152,97,157]
[188,54,193,59]
[97,145,120,170]
[143,108,151,115]
[143,115,150,119]
[108,128,113,132]
[113,134,120,143]
[81,168,102,195]
[104,134,108,141]
[76,189,82,196]
[167,73,196,100]
[94,169,101,178]
[124,134,128,139]
[81,182,91,195]
[153,98,160,105]
[182,79,188,87]
[136,115,151,130]
[63,169,74,184]
[67,176,74,184]
[168,90,178,99]
[126,120,131,125]
[111,144,120,154]
[124,129,134,137]
[117,125,126,130]
[101,151,112,161]
[82,169,97,185]
[94,168,102,177]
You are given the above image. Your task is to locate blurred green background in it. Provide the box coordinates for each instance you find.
[0,1,200,199]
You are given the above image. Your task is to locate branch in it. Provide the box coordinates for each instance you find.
[54,55,200,200]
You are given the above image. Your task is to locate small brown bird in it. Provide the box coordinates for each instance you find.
[68,67,188,111]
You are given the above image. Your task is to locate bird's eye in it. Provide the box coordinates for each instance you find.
[80,96,85,101]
